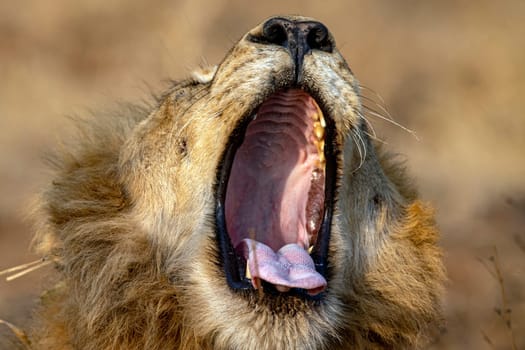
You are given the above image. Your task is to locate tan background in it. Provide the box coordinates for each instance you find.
[1,0,524,349]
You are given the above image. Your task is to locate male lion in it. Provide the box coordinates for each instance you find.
[30,16,444,349]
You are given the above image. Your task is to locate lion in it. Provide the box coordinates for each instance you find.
[28,15,444,349]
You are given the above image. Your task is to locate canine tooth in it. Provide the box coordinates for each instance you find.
[314,138,325,150]
[314,122,324,140]
[311,105,322,121]
[316,139,325,167]
[316,102,325,126]
[308,246,314,254]
[318,154,325,168]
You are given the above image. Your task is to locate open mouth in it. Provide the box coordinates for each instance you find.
[216,88,336,297]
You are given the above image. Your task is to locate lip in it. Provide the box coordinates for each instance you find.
[215,86,338,298]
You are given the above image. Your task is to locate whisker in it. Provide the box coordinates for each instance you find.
[351,106,388,145]
[357,129,368,165]
[359,86,393,119]
[359,85,420,141]
[363,107,420,141]
[355,109,378,138]
[363,130,388,145]
[359,94,391,114]
[350,129,366,172]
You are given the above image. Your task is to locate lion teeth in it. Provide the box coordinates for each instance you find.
[313,137,325,168]
[320,115,326,128]
[314,122,324,140]
[308,245,314,254]
[310,100,326,167]
[313,102,326,128]
[314,139,325,168]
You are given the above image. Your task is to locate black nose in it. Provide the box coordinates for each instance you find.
[249,17,334,81]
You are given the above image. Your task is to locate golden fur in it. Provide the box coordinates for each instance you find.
[31,16,444,349]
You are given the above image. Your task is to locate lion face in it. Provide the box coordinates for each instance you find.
[122,15,363,291]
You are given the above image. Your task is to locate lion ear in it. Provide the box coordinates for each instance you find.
[191,65,218,84]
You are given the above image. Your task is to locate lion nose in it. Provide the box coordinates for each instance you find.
[254,17,334,81]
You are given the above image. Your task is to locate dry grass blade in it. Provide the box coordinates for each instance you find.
[513,234,525,254]
[0,319,32,349]
[479,246,518,350]
[0,259,44,275]
[480,329,496,350]
[491,247,518,350]
[475,257,497,280]
[0,258,51,281]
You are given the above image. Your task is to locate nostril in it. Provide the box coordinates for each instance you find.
[262,18,289,47]
[306,23,333,53]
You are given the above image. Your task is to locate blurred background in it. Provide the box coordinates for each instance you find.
[0,0,523,348]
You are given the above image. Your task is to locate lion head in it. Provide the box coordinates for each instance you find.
[32,16,444,350]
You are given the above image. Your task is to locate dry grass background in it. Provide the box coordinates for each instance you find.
[1,0,524,349]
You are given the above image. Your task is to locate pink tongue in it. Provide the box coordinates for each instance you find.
[237,239,327,295]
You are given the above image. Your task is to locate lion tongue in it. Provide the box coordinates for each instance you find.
[237,239,327,295]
